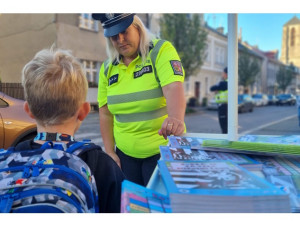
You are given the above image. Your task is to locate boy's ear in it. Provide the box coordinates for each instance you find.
[78,102,91,121]
[23,101,35,119]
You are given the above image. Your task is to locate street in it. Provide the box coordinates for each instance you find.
[75,105,300,147]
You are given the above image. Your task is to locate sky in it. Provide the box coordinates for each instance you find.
[204,13,300,56]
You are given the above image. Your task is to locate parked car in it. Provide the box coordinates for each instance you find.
[276,94,296,106]
[268,94,278,105]
[252,94,269,106]
[206,98,218,110]
[238,94,255,113]
[0,92,37,149]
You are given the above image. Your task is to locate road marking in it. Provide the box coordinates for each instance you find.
[241,114,297,135]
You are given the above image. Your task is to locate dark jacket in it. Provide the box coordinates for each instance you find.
[15,140,125,213]
[210,80,228,92]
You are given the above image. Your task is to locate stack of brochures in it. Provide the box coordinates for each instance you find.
[248,154,300,212]
[168,135,300,155]
[160,145,262,171]
[157,160,291,213]
[239,134,300,145]
[120,180,171,213]
[166,135,300,212]
[202,139,300,157]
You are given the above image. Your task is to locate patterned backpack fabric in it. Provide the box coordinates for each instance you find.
[0,141,99,213]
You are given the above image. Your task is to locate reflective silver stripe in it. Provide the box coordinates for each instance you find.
[150,40,166,84]
[104,59,110,77]
[115,106,167,123]
[107,87,163,105]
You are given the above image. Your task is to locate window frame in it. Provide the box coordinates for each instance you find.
[79,13,99,32]
[185,14,238,141]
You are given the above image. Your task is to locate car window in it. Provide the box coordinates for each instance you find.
[0,98,8,108]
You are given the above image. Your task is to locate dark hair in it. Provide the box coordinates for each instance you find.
[224,67,228,74]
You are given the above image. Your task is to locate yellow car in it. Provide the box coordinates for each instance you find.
[0,91,37,149]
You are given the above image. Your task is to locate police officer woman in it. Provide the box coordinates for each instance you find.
[92,13,186,186]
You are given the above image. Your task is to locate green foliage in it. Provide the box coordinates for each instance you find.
[160,14,207,78]
[238,53,260,92]
[276,64,296,93]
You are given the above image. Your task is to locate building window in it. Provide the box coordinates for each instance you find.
[79,13,98,32]
[215,46,225,65]
[291,28,295,46]
[81,60,99,87]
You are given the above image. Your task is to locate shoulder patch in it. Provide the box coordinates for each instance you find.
[170,60,183,76]
[109,74,119,86]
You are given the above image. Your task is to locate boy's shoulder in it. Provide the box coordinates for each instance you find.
[14,139,37,151]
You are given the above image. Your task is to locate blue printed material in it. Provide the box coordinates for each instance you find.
[168,136,204,149]
[121,180,171,213]
[158,160,291,213]
[0,141,98,213]
[249,154,300,212]
[239,134,300,145]
[159,145,261,170]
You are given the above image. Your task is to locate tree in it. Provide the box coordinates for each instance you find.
[276,64,296,93]
[160,14,207,78]
[238,53,260,93]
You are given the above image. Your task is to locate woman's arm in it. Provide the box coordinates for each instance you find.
[158,81,186,140]
[99,104,121,167]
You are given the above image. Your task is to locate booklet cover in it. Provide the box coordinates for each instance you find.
[168,136,205,149]
[159,145,262,170]
[169,135,300,157]
[249,155,300,212]
[120,180,171,213]
[157,160,288,196]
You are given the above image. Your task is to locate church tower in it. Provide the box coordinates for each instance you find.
[280,16,300,67]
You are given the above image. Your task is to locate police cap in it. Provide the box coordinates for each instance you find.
[92,13,135,37]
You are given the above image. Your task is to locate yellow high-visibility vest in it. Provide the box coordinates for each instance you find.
[98,39,185,158]
[215,79,228,103]
[215,90,228,103]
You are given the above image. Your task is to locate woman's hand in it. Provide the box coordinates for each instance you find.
[158,117,185,140]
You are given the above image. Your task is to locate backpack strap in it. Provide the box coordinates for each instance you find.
[0,194,15,213]
[66,141,99,156]
[150,39,166,85]
[38,140,99,156]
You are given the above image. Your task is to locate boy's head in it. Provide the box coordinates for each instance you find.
[22,48,88,127]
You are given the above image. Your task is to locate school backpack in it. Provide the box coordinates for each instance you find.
[0,141,99,213]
